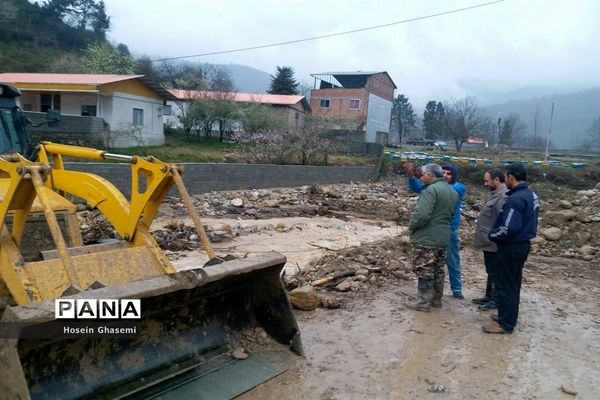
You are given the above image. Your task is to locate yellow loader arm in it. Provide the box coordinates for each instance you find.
[0,142,215,303]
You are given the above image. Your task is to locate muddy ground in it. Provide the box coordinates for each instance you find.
[98,172,600,399]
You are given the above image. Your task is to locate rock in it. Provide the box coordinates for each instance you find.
[561,210,577,221]
[264,199,280,208]
[427,384,447,394]
[399,235,411,245]
[288,286,320,311]
[320,295,343,309]
[219,224,233,233]
[392,271,411,280]
[596,183,600,190]
[275,222,286,232]
[575,231,592,245]
[321,187,343,198]
[579,245,596,256]
[576,210,593,223]
[576,189,598,197]
[531,236,547,246]
[231,198,244,207]
[581,254,594,261]
[544,211,574,227]
[335,280,353,292]
[540,227,562,241]
[559,200,573,209]
[231,347,248,360]
[560,384,577,396]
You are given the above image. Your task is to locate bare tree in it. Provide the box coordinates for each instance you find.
[209,66,238,141]
[289,116,338,165]
[442,97,488,151]
[501,113,529,147]
[585,117,600,150]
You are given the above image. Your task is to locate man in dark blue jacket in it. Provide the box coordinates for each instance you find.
[483,163,540,334]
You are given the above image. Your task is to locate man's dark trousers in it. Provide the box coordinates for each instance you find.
[493,241,531,332]
[483,251,496,302]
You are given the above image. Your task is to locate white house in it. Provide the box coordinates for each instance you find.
[0,73,174,147]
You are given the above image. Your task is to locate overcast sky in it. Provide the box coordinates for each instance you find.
[102,0,600,107]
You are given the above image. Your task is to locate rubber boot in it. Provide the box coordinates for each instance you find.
[405,278,433,312]
[431,273,445,308]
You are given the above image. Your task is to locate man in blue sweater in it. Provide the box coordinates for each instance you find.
[441,165,466,299]
[483,163,540,334]
[405,162,466,299]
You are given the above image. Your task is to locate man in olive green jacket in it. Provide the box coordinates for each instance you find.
[406,163,458,312]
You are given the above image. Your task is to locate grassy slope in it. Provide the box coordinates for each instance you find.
[115,133,377,166]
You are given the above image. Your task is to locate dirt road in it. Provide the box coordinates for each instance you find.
[240,248,600,400]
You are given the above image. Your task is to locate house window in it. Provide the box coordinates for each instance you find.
[133,108,144,126]
[349,99,360,110]
[81,105,97,116]
[40,93,61,112]
[319,99,330,108]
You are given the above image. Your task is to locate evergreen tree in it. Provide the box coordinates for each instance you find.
[499,119,514,146]
[392,94,416,143]
[268,66,299,95]
[423,101,445,139]
[43,0,110,39]
[423,101,437,139]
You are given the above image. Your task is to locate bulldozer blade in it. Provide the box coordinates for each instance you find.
[0,252,302,400]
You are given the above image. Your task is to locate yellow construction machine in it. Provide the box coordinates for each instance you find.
[0,84,302,399]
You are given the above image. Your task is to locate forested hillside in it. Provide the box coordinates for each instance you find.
[0,0,109,72]
[0,0,271,93]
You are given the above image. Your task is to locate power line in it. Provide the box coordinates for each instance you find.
[151,0,506,62]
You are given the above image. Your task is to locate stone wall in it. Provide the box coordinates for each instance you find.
[65,162,379,197]
[26,111,106,147]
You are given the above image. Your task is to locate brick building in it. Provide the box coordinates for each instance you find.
[309,71,396,143]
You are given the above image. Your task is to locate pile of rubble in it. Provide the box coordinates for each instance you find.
[78,210,115,244]
[285,236,414,310]
[533,185,600,261]
[160,179,414,225]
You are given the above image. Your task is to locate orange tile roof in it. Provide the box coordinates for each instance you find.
[0,73,143,85]
[168,89,305,106]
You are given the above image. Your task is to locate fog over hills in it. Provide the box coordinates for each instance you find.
[224,64,271,93]
[483,87,600,149]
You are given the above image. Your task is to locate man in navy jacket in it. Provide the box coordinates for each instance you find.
[483,163,540,334]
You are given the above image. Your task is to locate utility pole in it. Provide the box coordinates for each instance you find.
[497,118,502,145]
[533,105,538,147]
[544,101,555,163]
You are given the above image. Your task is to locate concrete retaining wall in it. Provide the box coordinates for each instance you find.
[65,162,379,197]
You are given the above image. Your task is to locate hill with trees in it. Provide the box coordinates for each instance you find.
[0,0,271,92]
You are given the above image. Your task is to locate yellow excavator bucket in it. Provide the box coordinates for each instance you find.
[0,143,303,399]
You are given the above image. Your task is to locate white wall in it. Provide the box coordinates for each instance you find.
[365,93,392,143]
[109,92,164,147]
